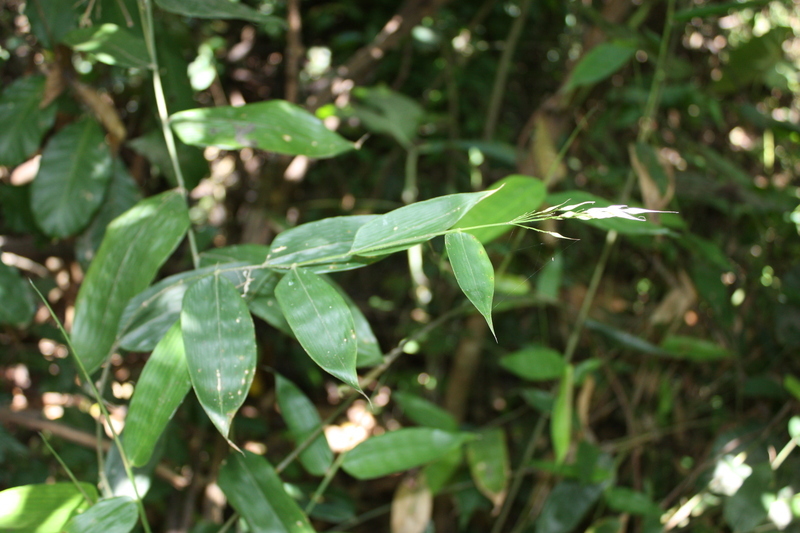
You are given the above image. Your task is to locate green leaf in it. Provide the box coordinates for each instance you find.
[0,260,36,326]
[342,428,471,480]
[536,252,563,302]
[500,345,566,381]
[199,244,270,266]
[127,129,207,190]
[551,365,574,464]
[266,215,379,272]
[661,335,732,361]
[466,428,510,509]
[72,190,190,373]
[275,268,360,391]
[0,75,56,166]
[104,438,156,500]
[350,190,497,257]
[23,0,78,49]
[547,191,671,236]
[217,451,316,533]
[31,116,113,238]
[393,391,458,431]
[324,277,384,368]
[566,42,636,90]
[124,321,191,467]
[62,23,150,69]
[784,375,800,403]
[535,481,603,533]
[446,231,495,337]
[170,101,353,158]
[723,463,772,533]
[64,496,138,533]
[0,483,97,532]
[423,447,463,495]
[155,0,283,24]
[452,175,546,243]
[604,487,660,516]
[275,374,333,476]
[349,85,424,147]
[181,274,257,440]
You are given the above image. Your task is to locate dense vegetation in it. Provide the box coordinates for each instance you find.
[1,0,799,531]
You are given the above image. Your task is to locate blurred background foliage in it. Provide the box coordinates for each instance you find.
[1,0,800,531]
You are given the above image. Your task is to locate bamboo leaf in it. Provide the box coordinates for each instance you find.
[62,23,150,69]
[31,116,112,238]
[393,391,458,432]
[552,365,574,464]
[499,345,566,381]
[342,428,471,480]
[156,0,283,24]
[72,190,190,373]
[0,75,57,166]
[123,321,191,467]
[63,496,138,533]
[350,190,497,257]
[171,101,353,158]
[275,374,333,476]
[445,231,495,337]
[565,42,637,90]
[217,451,316,533]
[0,483,97,532]
[275,268,360,392]
[466,428,510,510]
[324,277,383,368]
[181,274,257,440]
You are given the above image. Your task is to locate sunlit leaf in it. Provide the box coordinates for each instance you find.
[0,75,56,166]
[181,274,257,440]
[275,268,360,391]
[446,231,495,337]
[275,374,333,476]
[566,42,636,90]
[0,260,36,326]
[500,345,567,381]
[393,391,458,432]
[350,190,497,257]
[0,483,97,532]
[156,0,283,24]
[124,322,191,467]
[217,451,315,533]
[466,428,509,510]
[551,365,574,464]
[342,428,471,480]
[72,190,190,373]
[62,23,150,69]
[171,101,353,158]
[64,496,138,533]
[104,437,156,500]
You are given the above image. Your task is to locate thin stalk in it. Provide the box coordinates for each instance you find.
[305,452,348,515]
[40,433,95,504]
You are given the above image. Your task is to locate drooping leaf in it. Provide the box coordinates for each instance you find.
[466,428,510,510]
[661,335,732,361]
[275,268,360,391]
[535,481,603,533]
[0,260,36,326]
[64,496,138,533]
[170,101,353,158]
[72,190,190,373]
[393,391,458,432]
[0,75,57,166]
[547,191,671,236]
[500,345,566,381]
[350,190,497,257]
[565,42,637,90]
[62,23,150,69]
[31,116,112,238]
[124,322,191,467]
[266,215,379,272]
[551,365,574,464]
[324,277,383,368]
[342,428,471,480]
[275,374,333,476]
[181,274,257,440]
[104,436,157,500]
[0,483,97,532]
[155,0,283,24]
[446,231,495,336]
[452,175,546,243]
[217,451,316,533]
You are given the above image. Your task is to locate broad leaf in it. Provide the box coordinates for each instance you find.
[64,496,137,533]
[350,190,497,257]
[23,0,78,49]
[156,0,282,24]
[547,191,671,236]
[275,374,333,476]
[266,215,379,272]
[72,190,190,373]
[217,451,316,533]
[453,175,546,243]
[199,244,270,266]
[466,428,509,510]
[0,75,56,166]
[446,231,495,336]
[342,428,471,480]
[62,23,150,69]
[171,101,353,158]
[0,260,36,326]
[275,268,360,391]
[0,483,97,532]
[181,274,257,440]
[535,481,603,533]
[325,277,383,367]
[393,391,458,432]
[124,322,191,467]
[551,365,574,465]
[565,42,637,90]
[500,345,566,381]
[31,116,112,238]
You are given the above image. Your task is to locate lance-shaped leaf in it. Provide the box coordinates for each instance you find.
[171,101,353,158]
[64,496,138,533]
[72,190,190,373]
[218,451,315,533]
[324,277,383,368]
[466,428,510,511]
[275,268,360,392]
[199,244,270,266]
[156,0,283,24]
[500,345,566,381]
[446,231,495,337]
[393,391,458,431]
[0,483,97,532]
[342,428,471,480]
[275,374,333,476]
[350,190,497,257]
[0,75,56,166]
[266,215,379,272]
[31,116,112,238]
[62,23,150,69]
[0,260,36,326]
[552,364,574,464]
[124,322,191,467]
[181,274,257,440]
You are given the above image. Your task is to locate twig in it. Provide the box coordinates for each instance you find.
[285,0,303,103]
